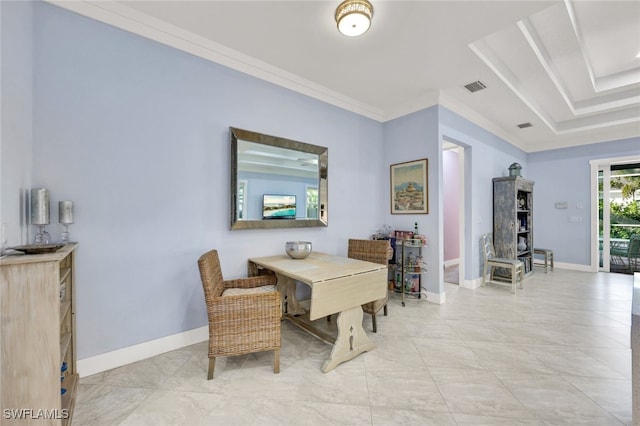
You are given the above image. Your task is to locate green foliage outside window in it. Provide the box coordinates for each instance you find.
[610,201,640,239]
[599,174,640,240]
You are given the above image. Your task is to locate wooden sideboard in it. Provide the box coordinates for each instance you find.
[1,243,78,425]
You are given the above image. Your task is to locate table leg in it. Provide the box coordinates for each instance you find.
[275,273,306,316]
[321,306,375,373]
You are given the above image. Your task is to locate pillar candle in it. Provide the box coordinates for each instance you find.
[59,201,74,224]
[30,188,50,225]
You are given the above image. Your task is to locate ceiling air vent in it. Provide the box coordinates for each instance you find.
[464,80,486,93]
[517,122,533,129]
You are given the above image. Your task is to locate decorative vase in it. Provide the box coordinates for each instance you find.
[517,236,527,251]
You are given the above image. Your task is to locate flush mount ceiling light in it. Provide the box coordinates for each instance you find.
[335,0,373,37]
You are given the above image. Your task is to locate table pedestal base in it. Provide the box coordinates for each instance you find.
[276,274,307,316]
[322,306,374,373]
[277,275,375,373]
[250,257,382,373]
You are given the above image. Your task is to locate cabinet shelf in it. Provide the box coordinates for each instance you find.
[61,373,79,426]
[60,332,72,361]
[398,239,426,248]
[60,266,72,284]
[394,238,424,305]
[60,301,71,324]
[392,288,422,296]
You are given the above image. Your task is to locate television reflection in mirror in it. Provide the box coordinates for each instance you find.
[263,195,296,219]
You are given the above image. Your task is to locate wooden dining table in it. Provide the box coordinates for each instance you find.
[248,252,387,372]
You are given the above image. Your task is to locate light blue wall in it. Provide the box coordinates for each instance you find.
[371,103,531,293]
[382,107,441,295]
[528,137,640,266]
[4,1,638,362]
[29,2,384,358]
[1,0,33,247]
[439,106,528,281]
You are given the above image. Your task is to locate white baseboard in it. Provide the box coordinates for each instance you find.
[77,325,208,377]
[551,262,595,272]
[532,261,595,272]
[460,277,482,289]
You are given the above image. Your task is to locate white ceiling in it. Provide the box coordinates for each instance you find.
[47,0,640,152]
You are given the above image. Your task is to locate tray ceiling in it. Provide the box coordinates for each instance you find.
[46,0,640,152]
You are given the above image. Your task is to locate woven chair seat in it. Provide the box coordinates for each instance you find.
[362,297,387,316]
[222,285,277,296]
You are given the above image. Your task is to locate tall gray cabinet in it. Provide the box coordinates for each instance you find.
[493,176,534,276]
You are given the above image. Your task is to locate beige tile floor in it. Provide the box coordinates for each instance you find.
[74,268,633,425]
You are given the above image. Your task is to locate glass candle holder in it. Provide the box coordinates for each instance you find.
[59,201,74,243]
[31,188,51,245]
[33,225,52,245]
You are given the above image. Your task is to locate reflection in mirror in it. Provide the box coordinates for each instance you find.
[230,127,328,230]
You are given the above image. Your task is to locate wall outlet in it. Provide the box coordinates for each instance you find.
[569,216,582,223]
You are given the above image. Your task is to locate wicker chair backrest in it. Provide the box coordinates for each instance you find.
[347,239,389,265]
[197,249,226,299]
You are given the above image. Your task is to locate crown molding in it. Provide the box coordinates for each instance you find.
[438,92,529,152]
[382,90,440,122]
[42,0,537,151]
[44,0,386,122]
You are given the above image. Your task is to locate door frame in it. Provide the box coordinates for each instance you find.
[589,155,639,272]
[442,141,465,287]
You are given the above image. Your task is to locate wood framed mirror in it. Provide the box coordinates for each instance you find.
[230,127,328,230]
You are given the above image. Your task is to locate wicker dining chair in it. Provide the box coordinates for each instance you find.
[197,249,281,379]
[347,239,390,333]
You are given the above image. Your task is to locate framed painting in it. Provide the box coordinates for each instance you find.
[390,158,428,214]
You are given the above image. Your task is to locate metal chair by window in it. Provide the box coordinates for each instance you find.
[626,234,640,273]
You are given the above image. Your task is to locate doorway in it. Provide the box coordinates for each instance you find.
[599,162,640,273]
[591,156,640,273]
[443,142,465,285]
